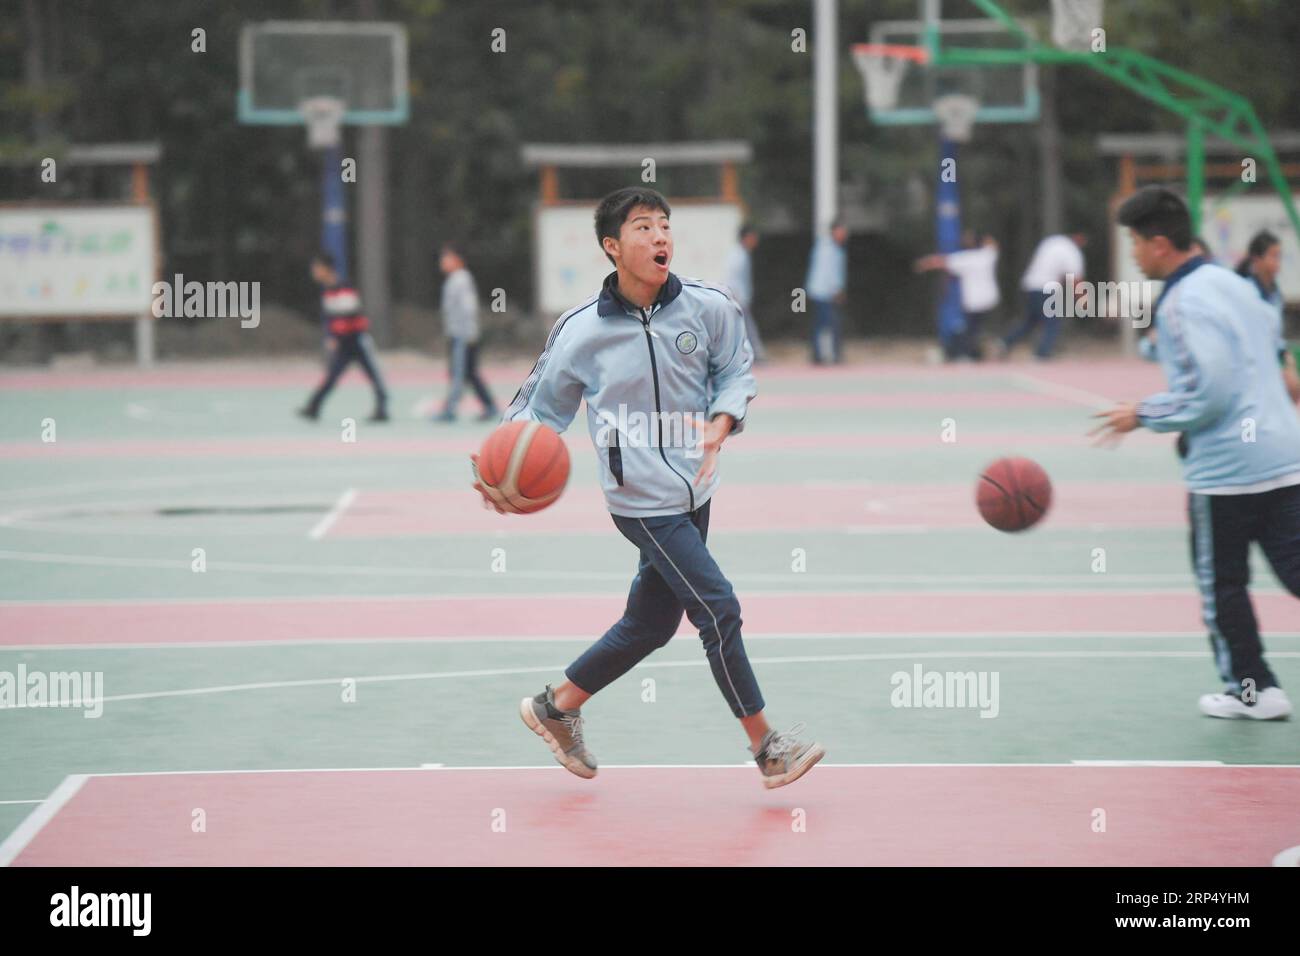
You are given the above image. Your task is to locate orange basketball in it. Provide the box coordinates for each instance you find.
[976,457,1052,532]
[476,421,570,514]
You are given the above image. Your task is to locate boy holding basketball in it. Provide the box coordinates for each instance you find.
[473,186,825,788]
[1093,186,1300,720]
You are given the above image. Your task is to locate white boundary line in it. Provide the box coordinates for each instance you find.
[0,580,1290,600]
[27,761,1300,779]
[1009,371,1117,410]
[3,650,1299,709]
[0,800,44,805]
[307,488,357,541]
[0,774,86,867]
[6,631,1298,652]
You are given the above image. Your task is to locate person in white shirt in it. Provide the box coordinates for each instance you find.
[724,224,766,363]
[914,232,1001,361]
[998,232,1087,359]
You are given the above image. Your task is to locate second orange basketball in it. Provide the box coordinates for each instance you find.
[476,421,570,514]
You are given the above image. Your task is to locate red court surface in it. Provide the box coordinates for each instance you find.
[5,591,1298,646]
[8,766,1298,866]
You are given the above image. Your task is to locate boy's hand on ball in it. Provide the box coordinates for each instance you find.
[469,453,510,514]
[694,414,733,487]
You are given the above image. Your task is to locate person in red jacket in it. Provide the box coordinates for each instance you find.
[297,252,389,423]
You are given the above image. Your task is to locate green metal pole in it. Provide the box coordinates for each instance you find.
[1186,120,1205,234]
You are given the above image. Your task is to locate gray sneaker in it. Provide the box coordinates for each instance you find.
[519,685,598,779]
[752,723,825,789]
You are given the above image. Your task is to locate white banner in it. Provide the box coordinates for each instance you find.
[534,202,743,314]
[0,206,157,317]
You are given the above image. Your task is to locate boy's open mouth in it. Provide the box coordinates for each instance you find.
[653,252,668,267]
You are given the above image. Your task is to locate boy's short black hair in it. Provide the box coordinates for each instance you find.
[441,241,463,258]
[594,187,672,265]
[1116,186,1192,251]
[312,251,337,270]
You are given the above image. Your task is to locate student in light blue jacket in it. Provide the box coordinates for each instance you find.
[474,187,825,789]
[1094,187,1300,721]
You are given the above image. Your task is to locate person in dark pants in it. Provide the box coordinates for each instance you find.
[805,218,848,364]
[1093,187,1300,720]
[998,232,1087,360]
[298,252,389,423]
[433,242,499,423]
[478,186,825,788]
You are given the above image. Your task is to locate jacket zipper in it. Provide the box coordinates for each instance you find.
[639,307,695,512]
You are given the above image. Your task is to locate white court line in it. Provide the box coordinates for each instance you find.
[0,579,1287,600]
[307,488,357,540]
[4,651,1299,710]
[0,774,86,867]
[35,762,1300,778]
[1009,371,1116,410]
[408,394,438,417]
[8,631,1298,652]
[1071,760,1224,767]
[0,800,44,805]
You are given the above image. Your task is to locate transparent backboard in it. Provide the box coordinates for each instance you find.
[238,21,409,125]
[865,19,1039,126]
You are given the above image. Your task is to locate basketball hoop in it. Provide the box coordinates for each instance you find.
[851,43,929,114]
[300,96,345,149]
[933,94,979,143]
[1051,0,1104,52]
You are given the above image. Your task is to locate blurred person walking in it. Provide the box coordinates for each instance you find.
[433,242,500,423]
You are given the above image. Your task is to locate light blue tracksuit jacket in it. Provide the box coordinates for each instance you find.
[1137,256,1300,492]
[504,271,757,517]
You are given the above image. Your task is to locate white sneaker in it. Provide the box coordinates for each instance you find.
[1198,687,1292,720]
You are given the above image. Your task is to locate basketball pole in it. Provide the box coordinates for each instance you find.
[812,0,838,235]
[320,139,350,283]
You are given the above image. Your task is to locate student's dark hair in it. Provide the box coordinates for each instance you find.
[1235,229,1280,276]
[738,223,757,240]
[594,187,672,265]
[1115,186,1192,251]
[441,241,464,258]
[312,251,337,270]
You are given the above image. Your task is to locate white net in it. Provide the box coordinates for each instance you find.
[300,96,345,149]
[933,94,979,143]
[852,48,910,113]
[1051,0,1104,52]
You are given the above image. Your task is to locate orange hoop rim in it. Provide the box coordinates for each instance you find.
[850,42,930,64]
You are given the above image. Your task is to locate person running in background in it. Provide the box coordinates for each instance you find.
[1235,229,1300,403]
[298,252,389,423]
[998,231,1087,360]
[724,224,767,363]
[805,218,848,365]
[914,230,1000,361]
[433,242,499,423]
